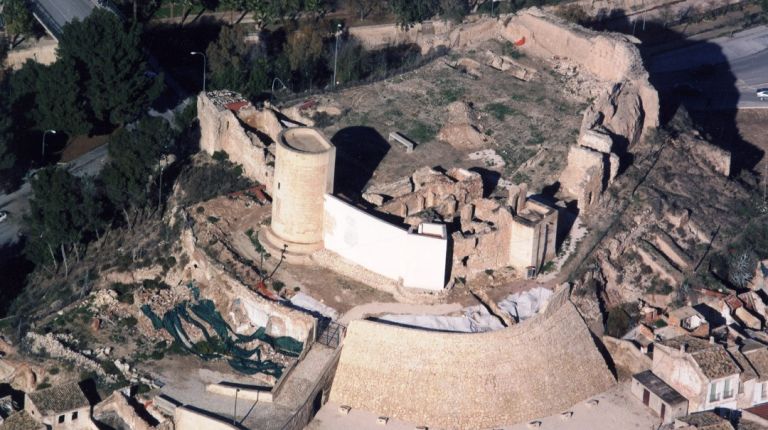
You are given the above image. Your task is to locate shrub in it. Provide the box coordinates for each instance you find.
[212,150,229,162]
[485,103,515,121]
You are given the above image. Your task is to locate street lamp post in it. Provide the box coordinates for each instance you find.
[190,51,207,93]
[42,130,56,158]
[233,388,240,425]
[333,23,342,89]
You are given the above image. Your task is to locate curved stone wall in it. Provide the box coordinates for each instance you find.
[329,288,616,429]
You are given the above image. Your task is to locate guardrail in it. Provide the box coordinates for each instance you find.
[30,0,64,39]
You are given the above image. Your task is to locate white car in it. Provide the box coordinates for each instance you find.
[0,211,8,223]
[757,89,768,101]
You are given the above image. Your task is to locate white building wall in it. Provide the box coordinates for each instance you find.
[323,195,447,290]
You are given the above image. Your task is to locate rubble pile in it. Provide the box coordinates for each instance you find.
[437,102,492,150]
[24,332,113,381]
[363,167,483,224]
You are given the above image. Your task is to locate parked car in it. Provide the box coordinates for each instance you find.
[0,211,8,223]
[757,89,768,101]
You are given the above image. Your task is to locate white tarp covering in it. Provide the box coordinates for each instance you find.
[290,292,340,320]
[498,287,553,322]
[376,287,554,332]
[378,305,505,333]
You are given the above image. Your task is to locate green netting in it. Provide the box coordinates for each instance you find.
[139,289,303,377]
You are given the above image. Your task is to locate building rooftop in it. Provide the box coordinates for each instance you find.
[280,128,333,153]
[744,402,768,421]
[669,306,705,320]
[205,90,251,111]
[659,335,740,380]
[0,411,44,430]
[677,411,734,430]
[633,370,687,405]
[744,346,768,382]
[27,382,89,416]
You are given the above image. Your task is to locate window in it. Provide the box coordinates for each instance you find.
[72,411,78,420]
[723,379,734,399]
[58,415,65,423]
[709,382,720,403]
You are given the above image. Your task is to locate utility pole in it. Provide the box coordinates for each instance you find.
[42,129,56,159]
[333,23,342,89]
[190,51,207,93]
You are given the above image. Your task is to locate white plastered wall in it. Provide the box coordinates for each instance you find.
[323,195,447,290]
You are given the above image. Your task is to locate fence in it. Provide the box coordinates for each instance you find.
[271,47,449,108]
[316,320,345,349]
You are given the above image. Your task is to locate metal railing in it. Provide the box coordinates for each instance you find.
[30,0,64,39]
[316,320,345,349]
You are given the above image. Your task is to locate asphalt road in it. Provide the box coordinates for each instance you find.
[32,0,96,34]
[649,25,768,109]
[0,145,109,247]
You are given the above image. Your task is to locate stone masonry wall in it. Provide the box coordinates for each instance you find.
[329,287,615,429]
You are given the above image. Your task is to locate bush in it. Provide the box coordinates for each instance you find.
[485,103,515,121]
[408,121,437,142]
[605,308,631,337]
[176,160,253,206]
[212,150,229,162]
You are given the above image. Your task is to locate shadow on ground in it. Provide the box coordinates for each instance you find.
[331,126,390,198]
[599,13,764,177]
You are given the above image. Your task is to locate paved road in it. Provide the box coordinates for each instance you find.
[0,145,109,246]
[649,25,768,109]
[31,0,97,37]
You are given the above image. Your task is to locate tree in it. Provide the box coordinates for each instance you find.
[334,38,366,83]
[439,0,468,23]
[284,23,325,86]
[245,57,271,96]
[246,0,280,28]
[57,9,164,128]
[390,0,439,28]
[1,0,33,47]
[348,0,378,20]
[0,96,15,189]
[206,25,251,91]
[33,58,92,136]
[24,168,88,275]
[100,117,174,226]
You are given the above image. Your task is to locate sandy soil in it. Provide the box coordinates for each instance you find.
[60,133,110,162]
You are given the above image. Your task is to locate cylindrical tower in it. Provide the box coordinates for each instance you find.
[264,127,335,261]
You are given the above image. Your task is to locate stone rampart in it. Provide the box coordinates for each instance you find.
[329,287,615,429]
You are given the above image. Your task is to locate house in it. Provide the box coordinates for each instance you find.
[729,342,768,408]
[673,411,734,430]
[0,410,45,430]
[631,370,688,423]
[651,336,741,412]
[25,382,91,429]
[668,307,711,338]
